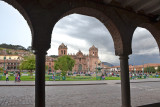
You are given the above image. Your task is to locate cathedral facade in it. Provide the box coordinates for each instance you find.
[58,43,99,73]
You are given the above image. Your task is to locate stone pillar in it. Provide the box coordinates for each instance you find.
[34,50,47,107]
[119,55,131,107]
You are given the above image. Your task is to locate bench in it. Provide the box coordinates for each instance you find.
[49,76,60,80]
[152,75,159,78]
[143,75,147,79]
[116,74,120,77]
[137,75,142,78]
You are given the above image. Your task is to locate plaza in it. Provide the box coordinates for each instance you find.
[1,0,160,107]
[0,78,160,107]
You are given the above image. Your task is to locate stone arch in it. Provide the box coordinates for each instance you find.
[2,0,34,38]
[52,7,124,56]
[135,23,160,53]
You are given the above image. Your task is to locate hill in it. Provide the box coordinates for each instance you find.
[102,62,114,67]
[0,43,27,50]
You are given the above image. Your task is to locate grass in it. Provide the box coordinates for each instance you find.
[1,76,35,81]
[0,75,121,81]
[149,75,160,78]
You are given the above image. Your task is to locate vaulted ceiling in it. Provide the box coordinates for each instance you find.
[93,0,160,21]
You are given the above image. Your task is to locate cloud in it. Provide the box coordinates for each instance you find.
[47,14,160,65]
[48,14,118,64]
[1,2,159,66]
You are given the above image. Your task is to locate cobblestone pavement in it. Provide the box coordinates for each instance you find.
[0,79,160,107]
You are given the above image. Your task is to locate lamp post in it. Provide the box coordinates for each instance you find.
[3,56,6,70]
[16,57,20,72]
[96,62,97,78]
[148,64,150,74]
[143,64,144,75]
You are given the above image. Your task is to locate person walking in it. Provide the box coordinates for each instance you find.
[6,73,9,81]
[18,71,21,81]
[15,72,18,82]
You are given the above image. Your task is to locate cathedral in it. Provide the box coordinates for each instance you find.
[58,43,99,73]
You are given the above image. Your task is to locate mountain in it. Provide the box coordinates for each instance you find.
[102,62,114,67]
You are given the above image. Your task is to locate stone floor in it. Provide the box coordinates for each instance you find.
[0,78,160,107]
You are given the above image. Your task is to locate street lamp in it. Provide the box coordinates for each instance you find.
[3,56,6,70]
[96,62,97,78]
[143,64,144,75]
[16,57,20,72]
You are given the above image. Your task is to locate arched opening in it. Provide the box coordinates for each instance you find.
[0,1,32,71]
[0,1,33,106]
[50,7,124,56]
[46,11,122,106]
[48,13,120,69]
[0,1,32,48]
[130,26,160,106]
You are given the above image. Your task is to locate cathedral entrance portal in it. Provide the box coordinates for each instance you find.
[78,64,82,73]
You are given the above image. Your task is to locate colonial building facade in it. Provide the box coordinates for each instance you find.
[47,43,100,73]
[0,55,22,71]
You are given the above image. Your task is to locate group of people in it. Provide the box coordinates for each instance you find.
[101,74,105,80]
[5,71,21,82]
[15,71,21,82]
[130,72,149,80]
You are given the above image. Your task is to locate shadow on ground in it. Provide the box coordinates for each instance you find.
[138,102,160,107]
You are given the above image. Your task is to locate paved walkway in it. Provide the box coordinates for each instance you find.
[0,78,160,86]
[0,78,160,107]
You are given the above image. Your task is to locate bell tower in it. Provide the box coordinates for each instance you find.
[58,43,67,56]
[89,45,98,57]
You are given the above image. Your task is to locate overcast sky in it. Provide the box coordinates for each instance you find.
[1,1,160,65]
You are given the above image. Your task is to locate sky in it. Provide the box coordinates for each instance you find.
[0,1,160,65]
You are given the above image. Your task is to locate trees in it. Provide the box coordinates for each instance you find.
[45,65,49,74]
[144,66,156,73]
[19,55,35,78]
[0,43,26,50]
[0,67,3,73]
[156,66,160,73]
[54,55,75,77]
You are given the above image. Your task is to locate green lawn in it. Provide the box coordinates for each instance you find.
[0,75,121,81]
[1,76,35,81]
[1,74,160,81]
[149,75,160,78]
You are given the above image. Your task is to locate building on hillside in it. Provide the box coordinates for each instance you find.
[110,66,120,72]
[0,49,7,55]
[0,48,32,56]
[0,55,23,71]
[129,63,160,73]
[109,63,160,73]
[101,62,111,72]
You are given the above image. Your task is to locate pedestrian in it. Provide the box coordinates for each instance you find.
[6,73,9,81]
[18,71,21,81]
[15,72,18,82]
[4,70,6,76]
[132,73,135,80]
[52,74,55,80]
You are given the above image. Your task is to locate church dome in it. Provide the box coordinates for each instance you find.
[89,45,98,51]
[58,43,67,49]
[76,50,83,56]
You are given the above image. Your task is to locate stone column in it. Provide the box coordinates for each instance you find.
[34,50,47,107]
[119,55,131,107]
